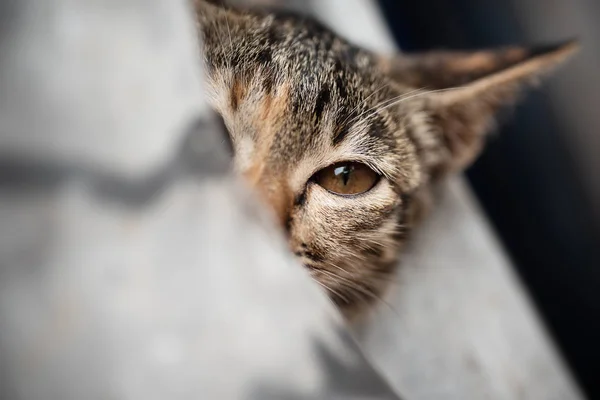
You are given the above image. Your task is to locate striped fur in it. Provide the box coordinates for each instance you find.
[195,1,577,320]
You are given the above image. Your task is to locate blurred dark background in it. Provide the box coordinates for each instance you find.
[378,0,600,398]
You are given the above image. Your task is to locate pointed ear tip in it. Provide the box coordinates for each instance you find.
[530,38,581,60]
[555,38,581,55]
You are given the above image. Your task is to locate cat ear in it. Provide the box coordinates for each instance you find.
[381,41,578,90]
[389,41,579,177]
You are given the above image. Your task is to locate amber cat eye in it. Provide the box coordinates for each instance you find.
[313,162,380,196]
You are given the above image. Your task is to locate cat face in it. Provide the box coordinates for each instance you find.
[196,1,577,319]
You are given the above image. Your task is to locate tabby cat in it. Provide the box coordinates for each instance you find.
[195,1,577,320]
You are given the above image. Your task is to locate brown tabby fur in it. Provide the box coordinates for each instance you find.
[195,0,578,320]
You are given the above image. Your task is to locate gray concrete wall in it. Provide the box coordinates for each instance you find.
[0,1,402,399]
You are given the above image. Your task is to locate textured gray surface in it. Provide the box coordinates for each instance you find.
[0,177,399,399]
[0,0,208,176]
[0,1,402,399]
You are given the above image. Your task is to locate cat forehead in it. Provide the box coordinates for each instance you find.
[203,6,380,84]
[216,72,420,194]
[211,64,405,169]
[203,7,422,190]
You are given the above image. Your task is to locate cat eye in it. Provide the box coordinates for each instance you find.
[313,162,380,196]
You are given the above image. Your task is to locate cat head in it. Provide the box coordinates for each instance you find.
[196,1,577,320]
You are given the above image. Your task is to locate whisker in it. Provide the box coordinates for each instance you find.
[340,82,392,128]
[318,269,395,311]
[318,268,357,286]
[360,86,466,125]
[313,279,351,304]
[353,239,392,250]
[348,87,424,127]
[316,269,371,305]
[322,262,353,275]
[318,266,401,318]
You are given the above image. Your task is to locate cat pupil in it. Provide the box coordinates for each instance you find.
[334,165,352,185]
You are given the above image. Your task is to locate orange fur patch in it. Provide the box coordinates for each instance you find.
[230,78,247,111]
